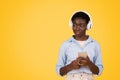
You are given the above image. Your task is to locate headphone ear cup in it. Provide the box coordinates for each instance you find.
[87,21,92,30]
[69,20,72,27]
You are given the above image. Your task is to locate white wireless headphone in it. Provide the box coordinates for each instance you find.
[69,11,93,30]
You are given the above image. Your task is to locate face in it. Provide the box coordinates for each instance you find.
[72,18,87,36]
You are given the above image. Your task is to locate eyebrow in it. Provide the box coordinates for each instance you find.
[73,22,86,25]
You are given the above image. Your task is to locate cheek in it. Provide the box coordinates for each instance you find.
[73,28,75,31]
[72,27,75,30]
[72,29,78,33]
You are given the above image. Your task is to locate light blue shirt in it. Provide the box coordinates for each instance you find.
[56,36,103,76]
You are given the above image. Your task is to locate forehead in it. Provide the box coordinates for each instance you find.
[73,18,87,24]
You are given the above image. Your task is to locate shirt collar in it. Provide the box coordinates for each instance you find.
[69,35,94,44]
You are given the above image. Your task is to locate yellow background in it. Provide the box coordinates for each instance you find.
[0,0,120,80]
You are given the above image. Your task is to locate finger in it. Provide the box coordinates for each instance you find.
[78,63,84,66]
[81,60,87,63]
[77,61,81,65]
[76,57,82,62]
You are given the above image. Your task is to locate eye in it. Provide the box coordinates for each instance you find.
[80,24,85,27]
[73,24,77,27]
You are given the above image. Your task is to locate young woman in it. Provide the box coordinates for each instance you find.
[56,11,103,80]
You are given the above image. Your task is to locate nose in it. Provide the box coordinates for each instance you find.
[76,25,80,30]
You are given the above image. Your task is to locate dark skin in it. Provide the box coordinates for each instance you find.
[60,18,99,76]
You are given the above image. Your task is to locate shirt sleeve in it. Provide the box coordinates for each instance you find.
[56,43,67,76]
[94,42,103,76]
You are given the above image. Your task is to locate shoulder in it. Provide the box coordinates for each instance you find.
[90,38,101,49]
[88,36,101,49]
[89,37,100,45]
[60,37,73,48]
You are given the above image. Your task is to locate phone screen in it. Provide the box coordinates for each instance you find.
[78,52,88,58]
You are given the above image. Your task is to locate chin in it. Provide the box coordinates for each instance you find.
[75,34,81,36]
[75,33,83,36]
[75,32,81,35]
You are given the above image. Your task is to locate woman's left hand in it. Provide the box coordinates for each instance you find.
[77,56,91,66]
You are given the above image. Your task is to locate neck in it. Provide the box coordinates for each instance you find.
[73,34,88,41]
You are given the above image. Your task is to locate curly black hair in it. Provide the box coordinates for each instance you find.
[71,11,90,24]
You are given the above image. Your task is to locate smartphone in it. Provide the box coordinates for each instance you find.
[78,52,88,59]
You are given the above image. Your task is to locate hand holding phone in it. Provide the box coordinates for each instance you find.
[77,52,88,65]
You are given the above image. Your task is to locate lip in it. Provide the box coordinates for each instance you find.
[75,30,81,32]
[75,31,81,34]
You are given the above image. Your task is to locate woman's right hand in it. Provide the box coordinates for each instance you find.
[70,59,81,69]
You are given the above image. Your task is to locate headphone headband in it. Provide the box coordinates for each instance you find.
[69,10,93,30]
